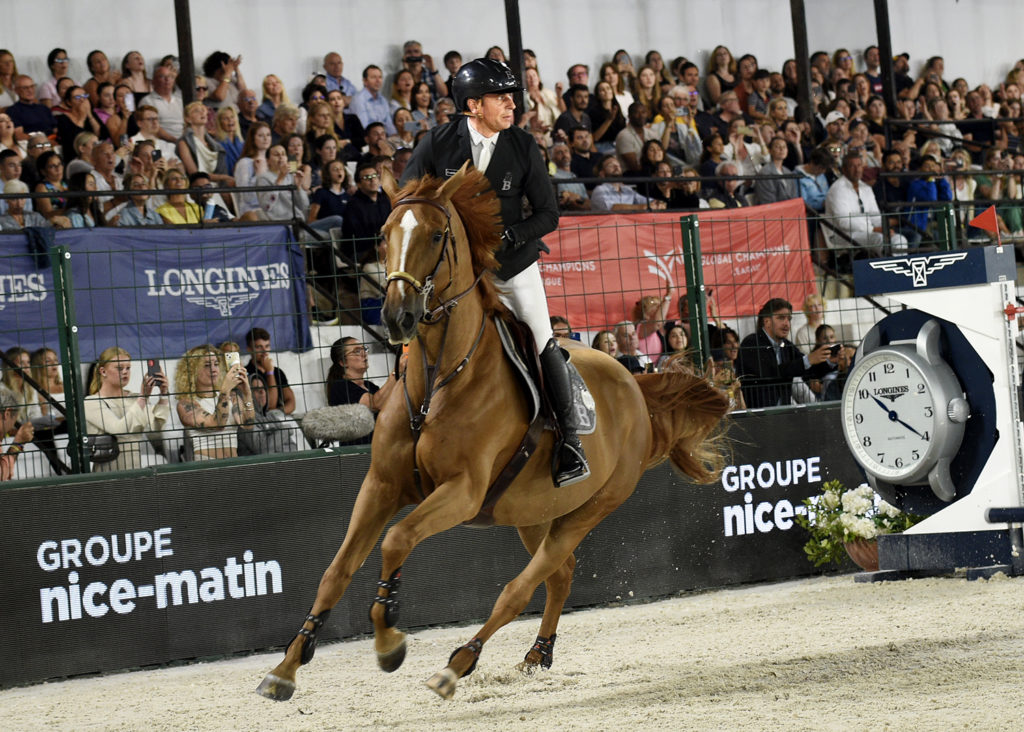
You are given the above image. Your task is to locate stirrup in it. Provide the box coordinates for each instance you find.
[553,435,590,488]
[297,609,331,665]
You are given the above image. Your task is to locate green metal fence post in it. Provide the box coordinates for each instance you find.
[679,214,710,367]
[49,246,87,473]
[936,203,957,251]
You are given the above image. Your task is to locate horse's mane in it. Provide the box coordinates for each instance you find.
[393,169,505,314]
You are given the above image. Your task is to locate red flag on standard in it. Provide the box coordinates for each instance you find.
[970,205,1000,234]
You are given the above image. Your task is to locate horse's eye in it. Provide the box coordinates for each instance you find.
[432,231,444,244]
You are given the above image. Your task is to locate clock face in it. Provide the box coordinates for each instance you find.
[843,350,937,480]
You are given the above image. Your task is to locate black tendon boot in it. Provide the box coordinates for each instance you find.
[539,338,590,487]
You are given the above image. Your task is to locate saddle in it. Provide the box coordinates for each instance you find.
[462,316,596,528]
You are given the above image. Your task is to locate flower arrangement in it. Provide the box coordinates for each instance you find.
[795,479,922,567]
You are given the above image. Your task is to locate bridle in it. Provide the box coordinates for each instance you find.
[382,194,489,499]
[384,196,482,324]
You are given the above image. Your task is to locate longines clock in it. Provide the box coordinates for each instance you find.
[842,318,970,501]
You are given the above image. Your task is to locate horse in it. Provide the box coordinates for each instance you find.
[256,162,729,701]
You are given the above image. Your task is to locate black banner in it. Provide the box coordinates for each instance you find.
[0,405,860,688]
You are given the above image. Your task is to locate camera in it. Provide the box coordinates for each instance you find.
[829,344,842,356]
[404,55,423,64]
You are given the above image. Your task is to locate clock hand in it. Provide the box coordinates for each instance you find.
[870,395,924,437]
[894,415,924,438]
[870,395,892,415]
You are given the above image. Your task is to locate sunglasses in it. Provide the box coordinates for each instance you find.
[195,86,208,92]
[72,94,89,101]
[30,142,52,149]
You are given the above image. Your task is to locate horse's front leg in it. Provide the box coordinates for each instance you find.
[369,473,481,672]
[256,474,403,701]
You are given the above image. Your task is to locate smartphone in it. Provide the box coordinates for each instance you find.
[151,149,162,161]
[403,120,420,133]
[829,344,842,356]
[288,160,298,173]
[224,351,241,370]
[146,359,161,378]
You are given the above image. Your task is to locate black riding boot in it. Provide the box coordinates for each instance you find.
[539,338,590,487]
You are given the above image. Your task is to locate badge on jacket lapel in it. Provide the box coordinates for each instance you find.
[501,172,512,191]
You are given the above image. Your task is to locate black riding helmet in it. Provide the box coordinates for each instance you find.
[451,58,521,111]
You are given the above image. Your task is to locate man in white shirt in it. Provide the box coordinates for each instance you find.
[140,65,184,141]
[825,151,908,256]
[590,154,665,212]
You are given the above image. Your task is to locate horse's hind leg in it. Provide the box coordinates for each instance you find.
[256,479,402,701]
[426,511,601,699]
[514,523,575,673]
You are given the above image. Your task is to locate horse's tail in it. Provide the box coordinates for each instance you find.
[635,360,730,484]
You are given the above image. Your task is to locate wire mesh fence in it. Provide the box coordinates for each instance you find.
[0,196,1015,481]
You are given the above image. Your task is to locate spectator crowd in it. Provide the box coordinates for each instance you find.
[2,43,1023,247]
[3,38,1024,476]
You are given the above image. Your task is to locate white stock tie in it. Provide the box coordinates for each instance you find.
[476,138,495,174]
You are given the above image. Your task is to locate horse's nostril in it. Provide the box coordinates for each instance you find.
[400,312,416,334]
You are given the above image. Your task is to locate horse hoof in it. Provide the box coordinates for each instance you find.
[255,673,295,702]
[377,636,407,673]
[515,659,539,675]
[425,668,459,700]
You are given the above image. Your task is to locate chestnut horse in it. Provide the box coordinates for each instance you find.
[257,163,728,701]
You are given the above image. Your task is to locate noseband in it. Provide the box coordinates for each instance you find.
[383,196,481,324]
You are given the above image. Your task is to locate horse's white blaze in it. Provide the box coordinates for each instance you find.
[396,208,419,296]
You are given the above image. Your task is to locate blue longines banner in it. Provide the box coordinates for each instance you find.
[0,226,312,362]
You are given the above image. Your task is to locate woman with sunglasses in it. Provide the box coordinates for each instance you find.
[38,48,71,108]
[56,85,106,159]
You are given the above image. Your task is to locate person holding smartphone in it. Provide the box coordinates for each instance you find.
[175,344,254,460]
[84,346,169,471]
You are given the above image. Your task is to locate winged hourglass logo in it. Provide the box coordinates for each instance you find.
[868,252,968,287]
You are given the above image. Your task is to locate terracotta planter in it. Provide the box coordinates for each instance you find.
[844,539,879,571]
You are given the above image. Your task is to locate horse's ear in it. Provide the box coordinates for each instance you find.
[381,166,399,201]
[437,160,471,204]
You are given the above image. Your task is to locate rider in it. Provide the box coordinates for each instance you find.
[400,58,589,488]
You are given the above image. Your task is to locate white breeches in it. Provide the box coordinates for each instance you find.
[493,262,552,353]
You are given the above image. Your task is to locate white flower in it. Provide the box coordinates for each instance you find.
[878,500,902,518]
[841,490,873,516]
[822,490,840,509]
[841,513,878,539]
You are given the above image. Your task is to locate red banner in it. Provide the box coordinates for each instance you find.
[540,199,816,330]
